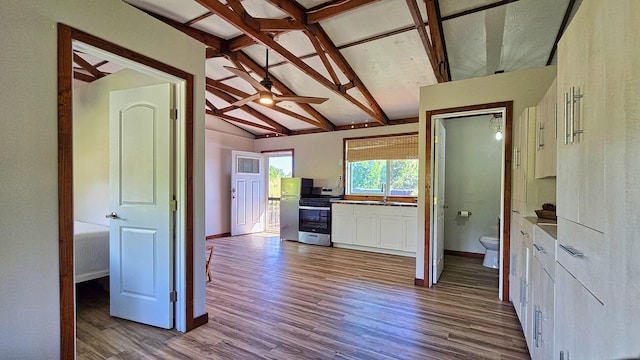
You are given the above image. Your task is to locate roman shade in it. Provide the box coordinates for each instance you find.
[345,134,418,162]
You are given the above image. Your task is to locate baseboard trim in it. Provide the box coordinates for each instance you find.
[192,313,208,329]
[444,250,484,259]
[206,233,230,240]
[414,278,427,287]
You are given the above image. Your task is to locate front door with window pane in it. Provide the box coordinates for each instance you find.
[231,150,265,236]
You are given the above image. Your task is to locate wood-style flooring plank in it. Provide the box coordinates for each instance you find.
[76,234,529,359]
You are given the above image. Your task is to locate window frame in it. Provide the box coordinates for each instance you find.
[343,132,418,203]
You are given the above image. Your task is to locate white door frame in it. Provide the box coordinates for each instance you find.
[428,106,508,299]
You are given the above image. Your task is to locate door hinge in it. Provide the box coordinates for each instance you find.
[170,199,177,212]
[434,135,439,144]
[170,108,178,120]
[170,290,177,302]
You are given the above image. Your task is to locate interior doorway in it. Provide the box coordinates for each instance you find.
[431,114,504,294]
[263,149,294,233]
[424,101,513,301]
[58,25,197,358]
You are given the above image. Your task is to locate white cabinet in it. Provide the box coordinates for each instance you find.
[555,265,607,360]
[535,77,557,179]
[510,214,533,349]
[331,204,355,244]
[530,225,556,360]
[556,0,605,233]
[332,203,417,256]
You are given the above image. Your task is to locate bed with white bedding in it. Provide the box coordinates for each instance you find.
[74,221,110,283]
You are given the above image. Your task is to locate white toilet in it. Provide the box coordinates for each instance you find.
[479,234,499,269]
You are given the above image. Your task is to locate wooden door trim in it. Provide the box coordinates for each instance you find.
[423,101,513,302]
[58,24,197,359]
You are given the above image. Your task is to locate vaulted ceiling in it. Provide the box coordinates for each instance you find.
[72,0,578,138]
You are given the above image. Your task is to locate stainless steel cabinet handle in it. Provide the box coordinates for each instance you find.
[299,206,330,210]
[105,212,119,219]
[554,102,558,140]
[537,122,545,150]
[520,230,528,237]
[570,86,584,143]
[533,243,547,254]
[533,307,539,347]
[536,308,543,347]
[512,209,520,214]
[559,243,584,258]
[564,92,570,145]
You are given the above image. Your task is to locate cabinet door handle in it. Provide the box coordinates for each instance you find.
[554,102,558,140]
[533,243,547,254]
[564,92,570,145]
[533,307,539,347]
[537,122,545,150]
[559,243,584,258]
[536,308,543,347]
[570,86,585,143]
[560,350,569,360]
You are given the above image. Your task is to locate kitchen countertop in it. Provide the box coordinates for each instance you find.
[331,199,418,207]
[525,216,558,239]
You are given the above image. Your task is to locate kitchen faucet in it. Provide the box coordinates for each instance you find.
[381,183,387,203]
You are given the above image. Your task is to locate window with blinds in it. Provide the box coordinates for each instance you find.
[344,133,419,197]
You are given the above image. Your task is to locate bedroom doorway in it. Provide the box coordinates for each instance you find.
[58,25,197,358]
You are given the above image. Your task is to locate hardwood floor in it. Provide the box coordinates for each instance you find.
[76,234,529,359]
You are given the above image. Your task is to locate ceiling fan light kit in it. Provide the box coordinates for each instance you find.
[259,91,274,105]
[224,48,327,108]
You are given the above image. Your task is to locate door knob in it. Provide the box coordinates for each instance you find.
[105,212,119,219]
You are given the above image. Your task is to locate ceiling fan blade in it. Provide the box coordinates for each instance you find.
[230,93,259,107]
[223,66,269,92]
[273,95,329,104]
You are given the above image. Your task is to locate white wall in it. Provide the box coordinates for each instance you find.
[442,116,502,253]
[417,66,557,281]
[74,69,168,226]
[254,124,419,187]
[205,119,255,236]
[0,1,205,357]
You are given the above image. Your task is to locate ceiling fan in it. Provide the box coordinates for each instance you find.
[223,49,329,107]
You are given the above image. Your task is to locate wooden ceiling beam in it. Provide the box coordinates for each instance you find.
[234,52,335,131]
[206,86,291,135]
[265,0,387,124]
[142,9,227,52]
[207,109,285,134]
[263,0,306,22]
[73,53,105,79]
[424,0,450,82]
[228,35,257,52]
[257,18,305,31]
[441,0,519,21]
[73,71,98,83]
[197,0,386,125]
[405,0,443,83]
[309,23,388,123]
[305,31,341,86]
[547,0,577,65]
[307,0,381,24]
[206,78,329,131]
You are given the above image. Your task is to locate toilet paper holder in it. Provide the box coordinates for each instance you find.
[458,210,472,217]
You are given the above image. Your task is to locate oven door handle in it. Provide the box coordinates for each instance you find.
[299,206,331,211]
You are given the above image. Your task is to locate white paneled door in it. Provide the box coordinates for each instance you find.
[231,150,265,236]
[108,83,174,329]
[433,121,446,284]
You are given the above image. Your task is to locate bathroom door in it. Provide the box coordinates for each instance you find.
[433,121,446,284]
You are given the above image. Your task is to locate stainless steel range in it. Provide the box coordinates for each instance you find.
[298,196,340,246]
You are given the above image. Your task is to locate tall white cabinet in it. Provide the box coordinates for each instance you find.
[553,0,640,358]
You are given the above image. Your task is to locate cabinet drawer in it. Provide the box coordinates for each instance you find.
[533,225,556,280]
[520,218,534,247]
[556,217,608,302]
[332,204,354,215]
